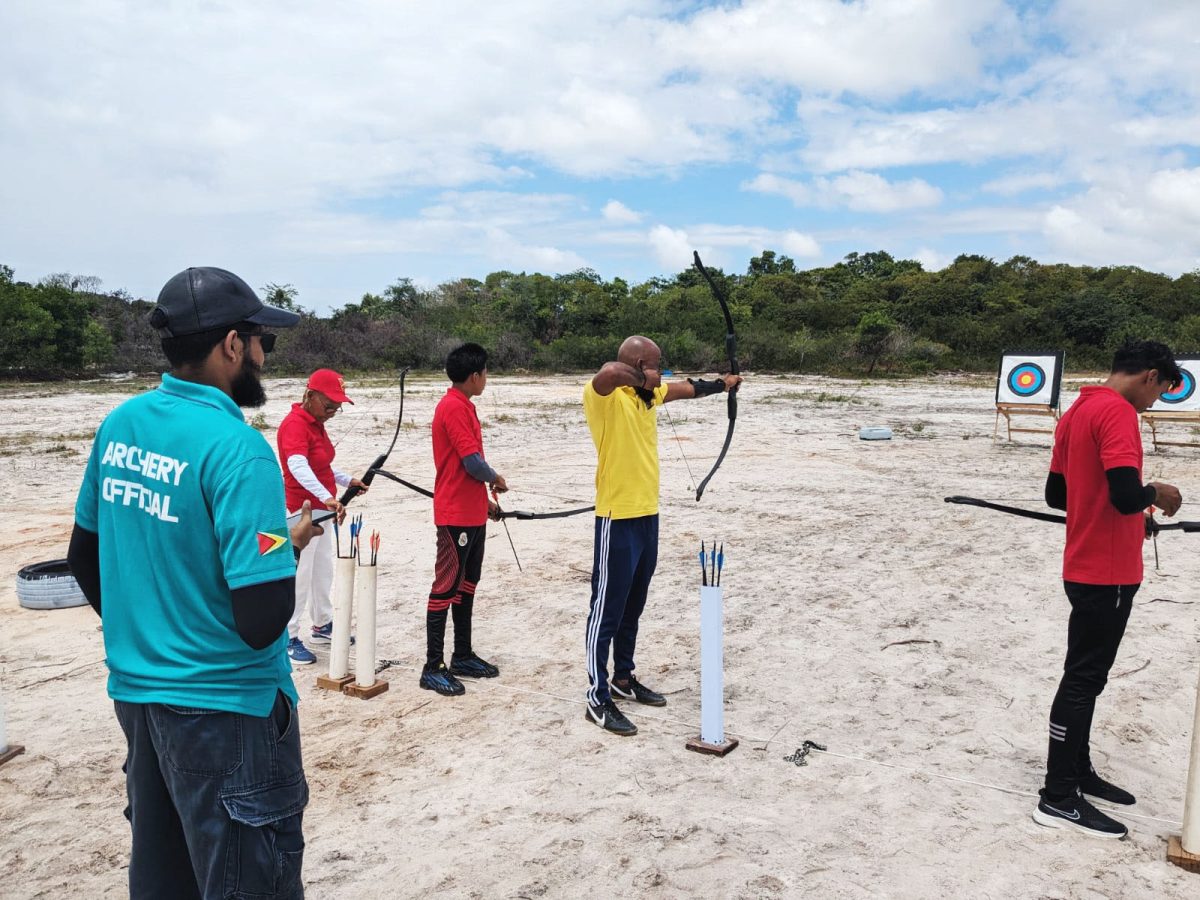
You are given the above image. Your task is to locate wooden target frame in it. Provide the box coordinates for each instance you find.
[993,351,1065,442]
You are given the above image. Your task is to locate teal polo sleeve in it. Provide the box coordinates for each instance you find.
[75,433,101,531]
[211,455,297,590]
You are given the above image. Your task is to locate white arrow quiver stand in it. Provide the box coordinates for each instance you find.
[686,584,738,757]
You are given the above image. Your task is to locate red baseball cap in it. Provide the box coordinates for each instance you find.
[307,369,354,404]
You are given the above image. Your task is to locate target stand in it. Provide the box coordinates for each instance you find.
[1143,359,1200,451]
[993,352,1065,442]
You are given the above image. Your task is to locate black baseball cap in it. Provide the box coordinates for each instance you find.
[150,267,301,337]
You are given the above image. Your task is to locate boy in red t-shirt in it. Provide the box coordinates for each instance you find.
[1033,341,1183,839]
[419,343,509,696]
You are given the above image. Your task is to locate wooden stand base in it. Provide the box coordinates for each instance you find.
[0,744,26,767]
[343,679,389,700]
[1168,835,1200,874]
[316,674,355,692]
[686,736,739,757]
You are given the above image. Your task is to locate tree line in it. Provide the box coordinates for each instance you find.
[3,252,1198,379]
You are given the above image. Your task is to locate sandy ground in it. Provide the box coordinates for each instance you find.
[2,372,1199,899]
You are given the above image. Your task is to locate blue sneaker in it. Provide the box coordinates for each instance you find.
[310,622,354,645]
[287,637,316,666]
[419,662,465,696]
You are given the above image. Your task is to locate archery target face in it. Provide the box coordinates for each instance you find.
[1150,358,1200,412]
[996,353,1063,406]
[1008,363,1045,397]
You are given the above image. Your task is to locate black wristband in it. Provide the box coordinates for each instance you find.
[688,377,726,398]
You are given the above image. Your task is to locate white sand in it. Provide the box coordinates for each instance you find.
[2,373,1199,898]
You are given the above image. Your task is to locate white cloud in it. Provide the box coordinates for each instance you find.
[914,247,952,272]
[662,0,1014,99]
[602,200,643,224]
[780,231,822,259]
[2,0,1199,304]
[1041,166,1200,273]
[981,172,1067,195]
[1145,168,1200,226]
[648,225,694,270]
[745,171,942,212]
[826,171,943,213]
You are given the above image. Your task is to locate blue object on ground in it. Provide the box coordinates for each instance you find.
[858,426,893,441]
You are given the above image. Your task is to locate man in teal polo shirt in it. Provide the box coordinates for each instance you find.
[68,267,317,899]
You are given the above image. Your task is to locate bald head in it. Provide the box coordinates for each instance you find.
[617,336,661,369]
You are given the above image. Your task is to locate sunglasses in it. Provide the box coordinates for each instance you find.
[237,332,277,353]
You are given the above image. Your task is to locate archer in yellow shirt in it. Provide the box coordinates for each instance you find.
[581,335,742,736]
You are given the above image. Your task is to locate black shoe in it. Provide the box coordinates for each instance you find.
[610,675,666,707]
[1032,790,1128,839]
[1080,769,1136,806]
[585,700,638,736]
[419,663,465,696]
[450,653,500,679]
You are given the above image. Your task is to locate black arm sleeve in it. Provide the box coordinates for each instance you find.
[67,524,103,617]
[231,578,296,650]
[1044,472,1067,511]
[1106,466,1157,515]
[687,377,727,398]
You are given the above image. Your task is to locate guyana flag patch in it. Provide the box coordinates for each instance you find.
[256,531,288,556]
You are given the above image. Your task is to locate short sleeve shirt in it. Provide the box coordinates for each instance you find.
[74,374,297,716]
[432,387,488,526]
[1049,385,1145,585]
[277,403,336,509]
[583,381,669,519]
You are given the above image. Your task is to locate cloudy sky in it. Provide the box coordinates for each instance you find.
[2,0,1198,312]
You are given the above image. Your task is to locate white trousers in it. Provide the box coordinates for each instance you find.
[288,507,335,639]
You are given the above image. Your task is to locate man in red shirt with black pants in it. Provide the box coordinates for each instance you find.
[420,343,509,696]
[1034,341,1183,839]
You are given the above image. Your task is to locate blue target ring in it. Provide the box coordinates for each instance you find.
[1160,369,1196,405]
[1007,363,1046,398]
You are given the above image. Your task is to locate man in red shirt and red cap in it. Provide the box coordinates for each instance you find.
[277,369,368,664]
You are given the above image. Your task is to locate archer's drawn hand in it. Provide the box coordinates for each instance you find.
[488,500,501,521]
[324,497,347,525]
[722,374,743,393]
[349,477,368,495]
[491,474,509,494]
[640,366,662,391]
[1150,482,1182,517]
[290,501,324,552]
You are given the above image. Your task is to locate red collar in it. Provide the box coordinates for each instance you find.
[290,402,325,429]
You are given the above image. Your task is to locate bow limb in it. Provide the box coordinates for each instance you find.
[693,251,739,502]
[943,495,1065,524]
[340,367,410,506]
[945,495,1200,534]
[368,467,434,499]
[497,505,596,521]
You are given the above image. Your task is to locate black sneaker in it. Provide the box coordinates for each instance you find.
[1032,790,1128,839]
[585,700,638,736]
[1080,768,1136,806]
[419,663,465,696]
[610,675,666,707]
[450,653,500,679]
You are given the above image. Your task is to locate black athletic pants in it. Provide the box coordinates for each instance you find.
[1043,580,1137,800]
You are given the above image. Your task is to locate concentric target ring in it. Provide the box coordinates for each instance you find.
[1160,368,1196,405]
[1007,363,1046,398]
